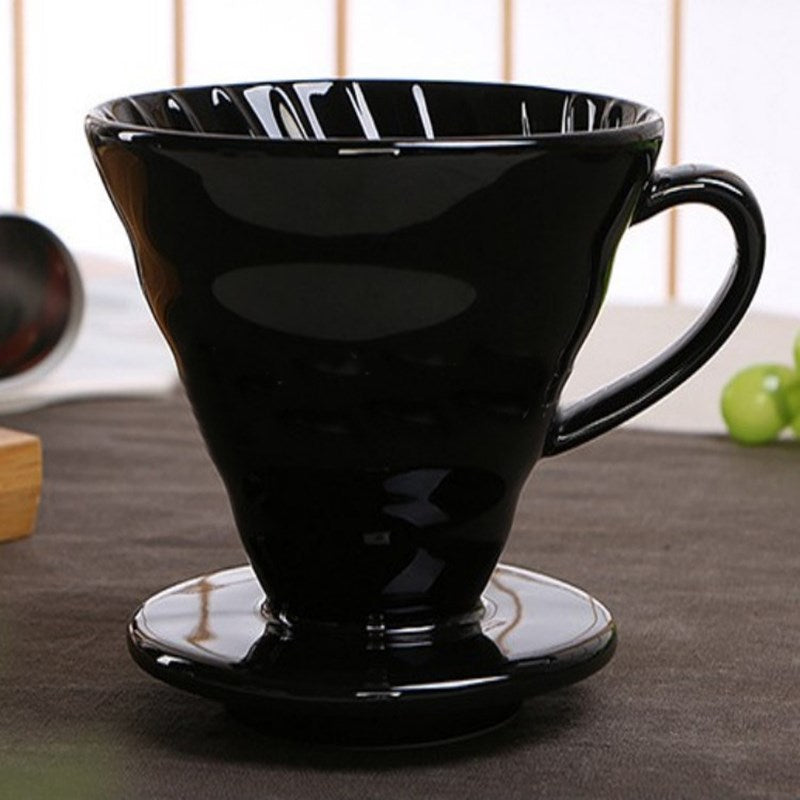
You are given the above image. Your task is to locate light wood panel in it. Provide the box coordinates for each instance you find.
[502,0,514,82]
[667,0,683,300]
[11,0,24,211]
[174,0,185,86]
[0,0,13,211]
[336,0,347,77]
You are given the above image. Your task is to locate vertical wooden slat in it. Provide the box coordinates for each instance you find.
[335,0,347,77]
[12,0,25,211]
[502,0,514,82]
[667,0,683,301]
[173,0,185,86]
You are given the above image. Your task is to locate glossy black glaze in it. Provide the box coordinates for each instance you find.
[128,564,616,746]
[86,79,763,627]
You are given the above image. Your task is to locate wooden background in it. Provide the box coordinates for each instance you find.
[1,0,797,315]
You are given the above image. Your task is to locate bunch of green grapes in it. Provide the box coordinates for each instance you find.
[721,332,800,444]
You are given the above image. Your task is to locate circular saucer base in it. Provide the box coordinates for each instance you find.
[128,564,616,746]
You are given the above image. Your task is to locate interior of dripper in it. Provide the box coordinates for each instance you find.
[92,79,660,141]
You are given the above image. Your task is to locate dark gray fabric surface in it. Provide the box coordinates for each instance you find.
[0,395,797,799]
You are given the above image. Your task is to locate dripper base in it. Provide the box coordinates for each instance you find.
[128,563,615,747]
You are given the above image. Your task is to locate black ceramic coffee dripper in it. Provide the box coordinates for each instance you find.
[86,80,763,742]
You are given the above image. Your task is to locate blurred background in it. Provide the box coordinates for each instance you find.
[3,0,799,312]
[1,0,797,427]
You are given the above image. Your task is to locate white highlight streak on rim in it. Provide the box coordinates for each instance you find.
[412,83,435,139]
[345,82,380,139]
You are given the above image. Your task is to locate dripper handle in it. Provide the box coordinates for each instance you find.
[543,164,765,456]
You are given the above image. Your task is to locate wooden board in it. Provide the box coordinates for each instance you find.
[0,427,42,542]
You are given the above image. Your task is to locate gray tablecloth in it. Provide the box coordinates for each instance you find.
[0,395,797,799]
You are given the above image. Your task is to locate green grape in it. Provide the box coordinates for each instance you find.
[721,364,797,445]
[785,381,800,438]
